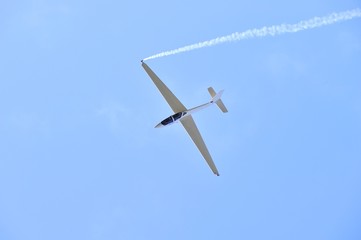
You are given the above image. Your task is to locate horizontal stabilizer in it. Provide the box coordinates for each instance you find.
[208,87,228,113]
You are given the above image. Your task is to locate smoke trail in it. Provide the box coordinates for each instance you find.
[143,8,361,61]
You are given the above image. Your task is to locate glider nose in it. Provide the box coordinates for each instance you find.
[155,123,163,128]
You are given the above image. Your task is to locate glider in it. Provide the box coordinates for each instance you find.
[141,61,228,176]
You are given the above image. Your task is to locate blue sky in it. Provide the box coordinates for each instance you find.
[1,1,361,239]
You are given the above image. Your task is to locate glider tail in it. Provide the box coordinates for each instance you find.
[208,87,228,113]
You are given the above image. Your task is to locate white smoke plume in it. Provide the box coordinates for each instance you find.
[143,8,361,61]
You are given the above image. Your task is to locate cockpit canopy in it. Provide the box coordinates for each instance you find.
[160,111,187,126]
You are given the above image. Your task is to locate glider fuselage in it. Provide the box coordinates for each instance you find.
[155,101,212,128]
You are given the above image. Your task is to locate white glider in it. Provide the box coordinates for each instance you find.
[141,61,228,176]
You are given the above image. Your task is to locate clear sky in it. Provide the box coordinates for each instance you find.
[1,1,361,240]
